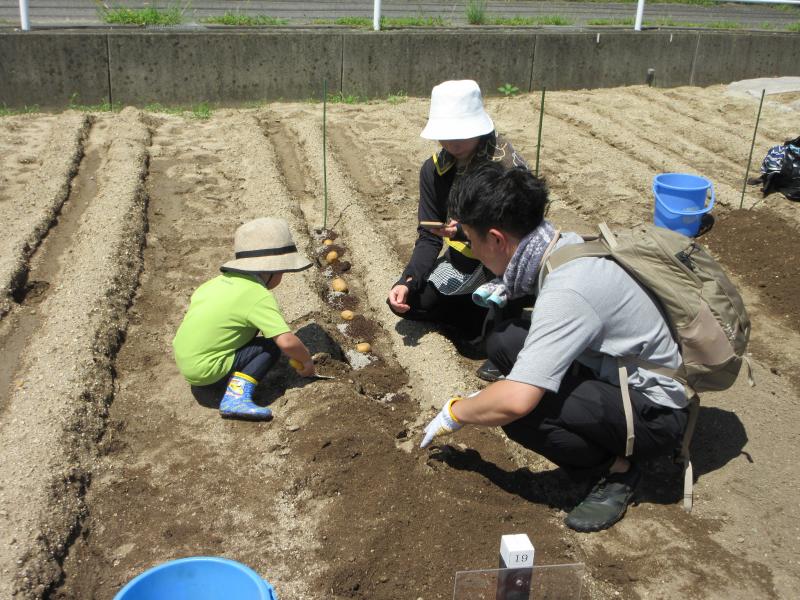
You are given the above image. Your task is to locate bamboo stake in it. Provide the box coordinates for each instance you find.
[323,79,329,229]
[535,87,546,177]
[740,88,765,210]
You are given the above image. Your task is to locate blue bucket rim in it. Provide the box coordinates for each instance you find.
[653,172,712,192]
[114,556,271,599]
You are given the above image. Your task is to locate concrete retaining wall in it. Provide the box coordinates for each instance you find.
[108,31,343,104]
[0,32,110,107]
[1,29,799,108]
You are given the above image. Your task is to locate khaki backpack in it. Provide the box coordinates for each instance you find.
[539,223,752,510]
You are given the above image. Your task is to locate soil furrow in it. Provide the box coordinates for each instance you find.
[544,102,745,210]
[258,106,594,600]
[0,114,57,205]
[568,95,755,185]
[0,108,149,599]
[275,106,483,412]
[0,137,104,417]
[660,87,798,143]
[626,86,785,161]
[3,85,798,600]
[0,112,89,318]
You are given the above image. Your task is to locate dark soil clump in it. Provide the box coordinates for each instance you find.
[344,315,379,343]
[703,208,800,330]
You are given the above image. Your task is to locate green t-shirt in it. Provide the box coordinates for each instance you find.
[172,272,290,386]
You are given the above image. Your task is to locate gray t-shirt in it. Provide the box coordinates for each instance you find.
[507,233,688,410]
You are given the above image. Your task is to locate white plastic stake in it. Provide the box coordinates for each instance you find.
[496,534,534,600]
[19,0,30,31]
[373,0,381,31]
[634,0,645,31]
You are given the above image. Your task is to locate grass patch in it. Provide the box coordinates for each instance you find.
[387,91,408,105]
[68,93,116,112]
[313,16,447,27]
[466,0,488,25]
[189,102,212,119]
[588,18,635,26]
[99,5,184,26]
[705,21,742,29]
[0,104,40,116]
[383,16,447,27]
[493,15,573,26]
[313,17,371,26]
[202,13,288,26]
[327,91,368,104]
[788,22,800,32]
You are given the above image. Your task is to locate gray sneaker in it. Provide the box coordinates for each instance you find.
[564,464,640,532]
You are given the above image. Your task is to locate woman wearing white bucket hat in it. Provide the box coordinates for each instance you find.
[387,80,530,381]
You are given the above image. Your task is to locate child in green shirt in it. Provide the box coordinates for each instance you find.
[173,218,315,420]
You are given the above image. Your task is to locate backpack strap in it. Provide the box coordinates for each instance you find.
[616,361,636,457]
[677,396,700,511]
[537,238,607,292]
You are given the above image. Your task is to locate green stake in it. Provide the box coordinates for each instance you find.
[535,87,546,177]
[740,88,765,210]
[323,78,329,229]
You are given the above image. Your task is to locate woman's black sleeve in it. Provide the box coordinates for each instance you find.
[394,158,450,292]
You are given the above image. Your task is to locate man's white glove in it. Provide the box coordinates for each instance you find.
[420,398,463,448]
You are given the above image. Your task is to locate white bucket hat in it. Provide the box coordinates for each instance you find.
[420,80,495,141]
[221,218,312,274]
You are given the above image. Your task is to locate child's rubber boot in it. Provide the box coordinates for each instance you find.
[219,372,272,420]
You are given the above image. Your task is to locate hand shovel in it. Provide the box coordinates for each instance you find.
[289,359,335,380]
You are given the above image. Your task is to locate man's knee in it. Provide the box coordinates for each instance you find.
[486,318,528,375]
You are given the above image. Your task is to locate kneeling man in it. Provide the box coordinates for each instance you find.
[420,163,689,532]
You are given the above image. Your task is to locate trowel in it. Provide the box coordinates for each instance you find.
[289,359,335,380]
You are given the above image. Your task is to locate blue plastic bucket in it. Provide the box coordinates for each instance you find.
[114,557,278,600]
[653,173,715,236]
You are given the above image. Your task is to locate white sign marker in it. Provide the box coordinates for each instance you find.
[499,533,535,569]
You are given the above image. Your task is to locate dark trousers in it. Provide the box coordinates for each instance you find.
[190,337,280,406]
[388,281,489,340]
[388,282,534,343]
[229,337,280,381]
[489,318,688,475]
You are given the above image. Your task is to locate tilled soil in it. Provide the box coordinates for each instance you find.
[0,84,799,600]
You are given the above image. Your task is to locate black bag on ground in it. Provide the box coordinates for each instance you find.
[758,136,800,201]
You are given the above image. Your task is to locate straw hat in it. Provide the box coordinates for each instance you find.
[221,218,312,274]
[420,80,495,141]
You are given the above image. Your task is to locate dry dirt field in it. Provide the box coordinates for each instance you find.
[0,83,799,600]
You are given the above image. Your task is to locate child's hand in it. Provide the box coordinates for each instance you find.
[289,358,315,378]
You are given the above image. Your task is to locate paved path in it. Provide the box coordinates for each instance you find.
[1,0,799,29]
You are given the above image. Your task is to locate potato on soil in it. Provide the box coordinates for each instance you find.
[356,342,371,353]
[340,310,355,321]
[331,278,348,293]
[325,250,339,264]
[323,239,334,246]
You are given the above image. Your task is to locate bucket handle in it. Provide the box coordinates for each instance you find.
[652,181,715,215]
